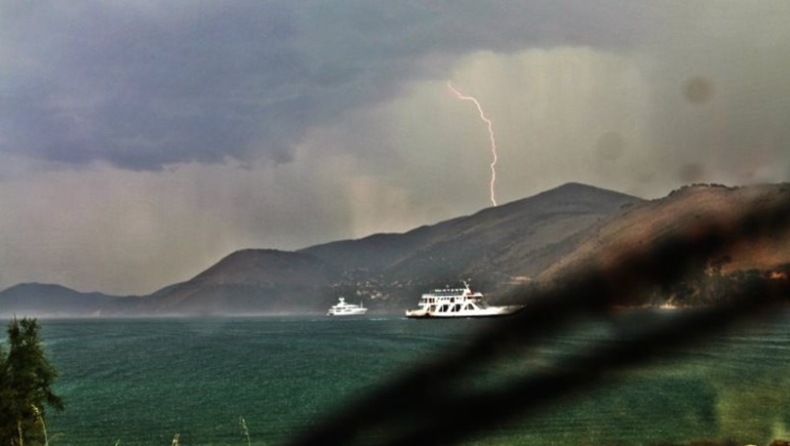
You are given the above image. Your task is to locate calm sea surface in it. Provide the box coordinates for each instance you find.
[37,311,790,446]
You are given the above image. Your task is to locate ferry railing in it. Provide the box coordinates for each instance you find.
[286,191,790,446]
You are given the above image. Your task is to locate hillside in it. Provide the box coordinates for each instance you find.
[0,283,134,317]
[9,182,788,316]
[381,183,639,288]
[301,183,637,281]
[136,249,340,314]
[537,183,790,307]
[144,183,640,313]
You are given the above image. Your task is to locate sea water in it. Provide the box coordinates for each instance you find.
[37,311,790,446]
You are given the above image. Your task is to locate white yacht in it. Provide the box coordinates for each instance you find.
[405,282,522,318]
[327,297,368,316]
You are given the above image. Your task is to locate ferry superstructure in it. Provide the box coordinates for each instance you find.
[405,282,522,318]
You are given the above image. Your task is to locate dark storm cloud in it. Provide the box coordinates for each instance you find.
[0,0,659,170]
[2,1,304,169]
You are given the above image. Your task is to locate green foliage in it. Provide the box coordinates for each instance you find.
[0,318,64,446]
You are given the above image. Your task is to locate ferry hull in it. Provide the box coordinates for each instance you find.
[405,306,522,319]
[328,309,368,316]
[405,282,523,319]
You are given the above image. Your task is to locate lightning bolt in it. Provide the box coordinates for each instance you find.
[447,82,498,207]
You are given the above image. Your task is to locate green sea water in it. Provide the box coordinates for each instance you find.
[36,311,790,446]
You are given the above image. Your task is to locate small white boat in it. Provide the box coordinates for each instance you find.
[405,282,522,318]
[327,297,368,316]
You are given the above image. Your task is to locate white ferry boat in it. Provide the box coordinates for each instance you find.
[327,297,368,316]
[405,282,522,318]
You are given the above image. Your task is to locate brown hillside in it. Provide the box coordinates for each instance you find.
[538,183,790,284]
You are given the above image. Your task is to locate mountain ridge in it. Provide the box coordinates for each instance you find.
[5,182,788,316]
[0,282,130,317]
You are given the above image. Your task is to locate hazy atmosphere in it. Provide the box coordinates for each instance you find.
[1,1,789,295]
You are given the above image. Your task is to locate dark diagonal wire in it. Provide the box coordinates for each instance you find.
[381,281,783,446]
[286,192,790,446]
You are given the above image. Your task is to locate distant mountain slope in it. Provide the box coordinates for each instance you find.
[191,249,338,286]
[10,182,786,316]
[0,283,130,317]
[138,249,340,314]
[299,228,441,273]
[537,183,790,306]
[382,183,640,286]
[302,183,639,276]
[0,183,645,316]
[153,183,640,313]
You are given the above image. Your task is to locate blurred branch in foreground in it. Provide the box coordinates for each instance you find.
[287,190,790,446]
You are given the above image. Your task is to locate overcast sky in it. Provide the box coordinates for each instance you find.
[1,1,788,295]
